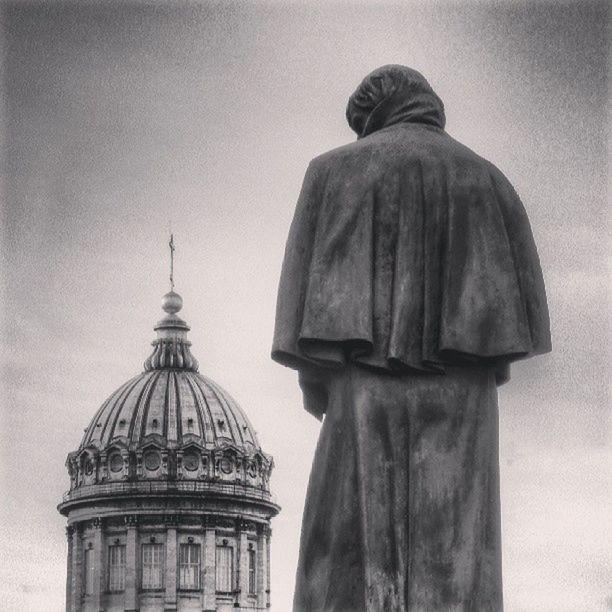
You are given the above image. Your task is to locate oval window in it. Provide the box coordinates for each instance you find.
[144,450,161,471]
[247,462,258,478]
[85,459,95,475]
[183,451,199,472]
[109,453,123,473]
[219,457,233,474]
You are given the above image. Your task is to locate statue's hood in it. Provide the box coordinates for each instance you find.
[346,65,446,138]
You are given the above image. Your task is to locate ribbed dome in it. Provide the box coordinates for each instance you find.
[79,289,259,452]
[80,370,259,451]
[63,288,274,496]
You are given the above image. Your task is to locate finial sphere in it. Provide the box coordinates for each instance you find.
[161,290,183,314]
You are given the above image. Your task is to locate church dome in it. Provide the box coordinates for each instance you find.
[60,287,275,502]
[79,369,260,453]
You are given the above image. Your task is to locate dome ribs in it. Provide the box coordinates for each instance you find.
[125,371,157,445]
[167,370,179,444]
[101,373,149,447]
[200,376,237,443]
[79,376,136,448]
[146,369,169,441]
[75,370,262,459]
[176,372,202,441]
[202,375,248,448]
[110,373,153,444]
[198,377,228,443]
[207,375,259,448]
[134,370,163,445]
[184,373,214,446]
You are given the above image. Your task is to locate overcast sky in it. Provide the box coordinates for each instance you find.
[0,1,610,611]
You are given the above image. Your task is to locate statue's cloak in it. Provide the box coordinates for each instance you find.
[272,66,550,418]
[273,66,552,611]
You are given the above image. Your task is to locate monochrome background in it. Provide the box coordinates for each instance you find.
[0,1,609,610]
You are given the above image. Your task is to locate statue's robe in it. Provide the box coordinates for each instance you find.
[272,66,551,611]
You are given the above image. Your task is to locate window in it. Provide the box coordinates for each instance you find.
[215,545,233,592]
[219,457,232,474]
[109,453,123,473]
[84,548,95,595]
[183,451,199,471]
[108,545,126,592]
[179,543,201,590]
[248,548,256,594]
[142,543,164,589]
[144,450,161,470]
[85,458,94,475]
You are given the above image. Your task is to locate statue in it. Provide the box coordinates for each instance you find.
[272,65,551,611]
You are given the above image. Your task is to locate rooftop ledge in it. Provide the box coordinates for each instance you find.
[60,480,279,509]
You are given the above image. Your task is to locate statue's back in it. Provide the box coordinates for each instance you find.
[272,65,551,611]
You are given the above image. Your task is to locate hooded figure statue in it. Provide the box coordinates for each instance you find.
[272,65,551,611]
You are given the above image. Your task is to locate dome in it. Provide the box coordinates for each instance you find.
[60,288,275,503]
[79,370,260,452]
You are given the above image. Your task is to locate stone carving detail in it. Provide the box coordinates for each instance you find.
[124,515,138,527]
[215,517,236,531]
[164,514,179,527]
[202,515,216,529]
[239,519,257,532]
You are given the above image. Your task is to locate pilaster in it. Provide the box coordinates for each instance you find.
[91,518,106,611]
[202,516,216,612]
[164,516,178,611]
[70,524,82,612]
[124,515,138,611]
[265,525,271,609]
[238,520,249,608]
[257,524,269,610]
[92,518,104,612]
[65,526,74,612]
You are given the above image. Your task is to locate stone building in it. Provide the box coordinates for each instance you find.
[58,288,280,612]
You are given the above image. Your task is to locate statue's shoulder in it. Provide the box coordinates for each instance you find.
[308,138,369,170]
[306,126,516,196]
[443,132,512,181]
[306,131,408,183]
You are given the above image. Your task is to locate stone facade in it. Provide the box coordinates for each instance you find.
[58,290,279,611]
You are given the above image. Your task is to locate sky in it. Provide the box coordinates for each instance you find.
[0,1,610,610]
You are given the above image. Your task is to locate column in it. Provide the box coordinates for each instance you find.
[65,526,74,612]
[70,524,82,612]
[238,522,249,609]
[202,517,216,612]
[164,516,178,612]
[265,525,271,609]
[124,515,138,612]
[92,518,104,612]
[256,525,269,611]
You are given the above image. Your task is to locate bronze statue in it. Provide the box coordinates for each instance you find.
[272,65,551,611]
